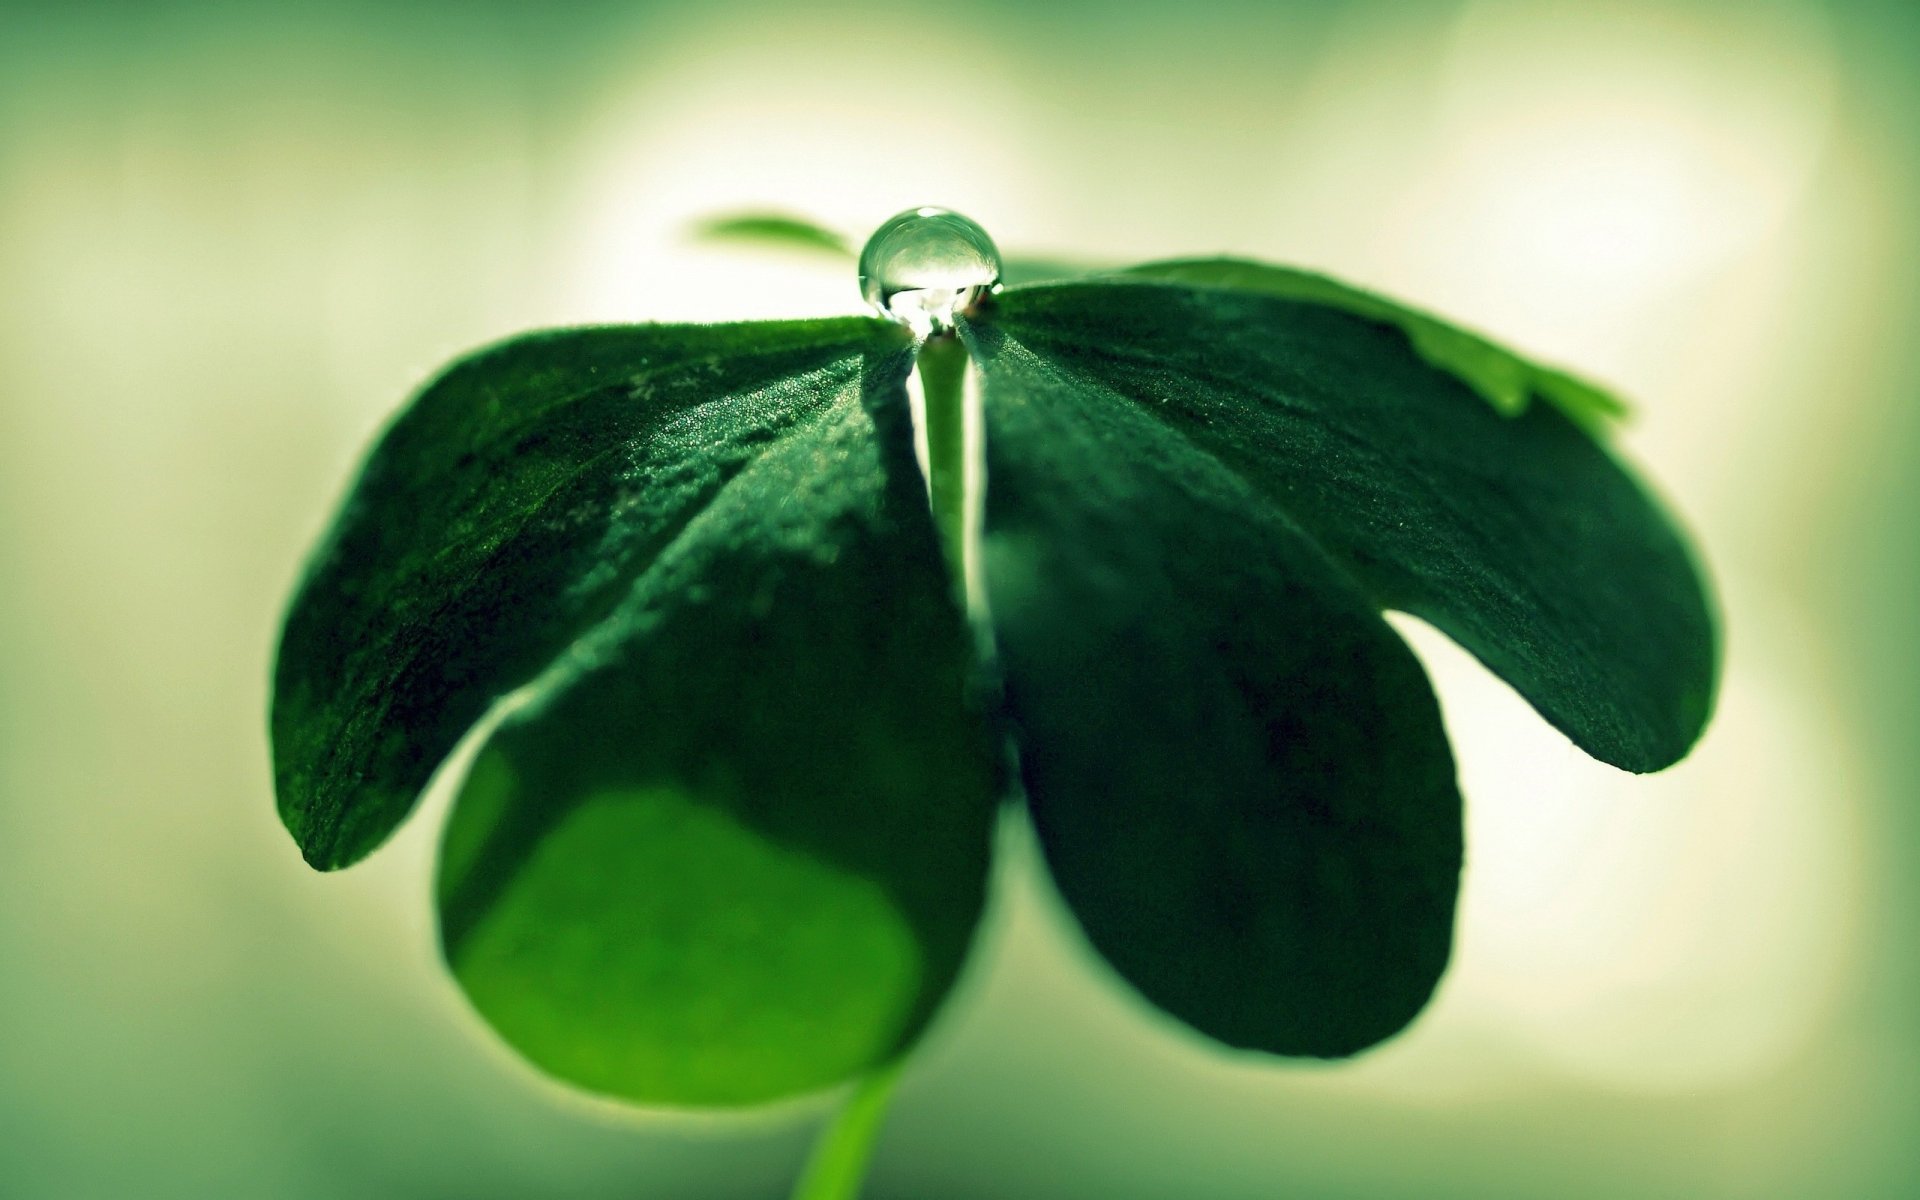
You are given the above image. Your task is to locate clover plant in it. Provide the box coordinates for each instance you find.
[271,207,1718,1199]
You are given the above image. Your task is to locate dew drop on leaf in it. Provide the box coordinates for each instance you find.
[858,207,1002,336]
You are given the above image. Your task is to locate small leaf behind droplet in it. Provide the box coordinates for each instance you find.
[693,212,854,258]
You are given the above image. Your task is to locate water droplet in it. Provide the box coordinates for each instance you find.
[858,207,1001,336]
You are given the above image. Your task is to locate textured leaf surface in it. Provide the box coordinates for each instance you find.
[965,322,1462,1056]
[1120,258,1628,431]
[272,318,911,869]
[434,346,999,1105]
[272,244,1720,1096]
[982,281,1716,774]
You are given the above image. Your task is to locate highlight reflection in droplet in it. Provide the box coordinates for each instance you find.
[858,206,1002,336]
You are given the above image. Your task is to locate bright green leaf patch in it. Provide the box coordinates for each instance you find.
[431,344,998,1104]
[442,769,926,1105]
[1119,258,1629,432]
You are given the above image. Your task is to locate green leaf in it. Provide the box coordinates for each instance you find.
[962,278,1715,1055]
[964,320,1462,1057]
[1119,258,1629,432]
[434,344,998,1105]
[273,316,907,868]
[694,212,854,258]
[981,281,1716,775]
[274,229,1718,1104]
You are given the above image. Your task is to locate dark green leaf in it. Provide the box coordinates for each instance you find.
[964,321,1462,1056]
[1120,258,1629,432]
[273,317,909,869]
[981,281,1716,775]
[434,345,999,1105]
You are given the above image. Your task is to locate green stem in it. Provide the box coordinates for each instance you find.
[789,1064,905,1200]
[916,332,971,585]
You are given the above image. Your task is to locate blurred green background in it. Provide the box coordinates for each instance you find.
[3,1,1916,1196]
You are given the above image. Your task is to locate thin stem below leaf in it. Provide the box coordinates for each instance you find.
[789,1065,905,1200]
